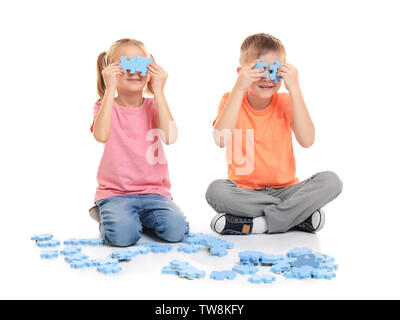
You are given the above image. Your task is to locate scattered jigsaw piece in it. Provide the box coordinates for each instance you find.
[161,266,179,275]
[232,265,258,275]
[261,254,285,266]
[97,264,122,275]
[177,245,201,254]
[178,266,206,280]
[162,260,205,280]
[239,251,265,265]
[210,270,237,281]
[286,247,313,258]
[32,234,53,242]
[248,274,276,284]
[60,247,81,256]
[110,246,149,261]
[140,242,173,253]
[291,254,320,268]
[312,269,336,280]
[63,238,81,246]
[209,246,228,257]
[289,266,314,279]
[70,260,91,269]
[118,56,152,76]
[79,238,105,246]
[92,258,119,267]
[40,250,58,259]
[318,261,338,271]
[64,253,89,263]
[270,261,292,274]
[36,239,60,248]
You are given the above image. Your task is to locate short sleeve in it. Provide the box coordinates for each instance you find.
[212,92,231,127]
[90,100,102,133]
[280,93,294,126]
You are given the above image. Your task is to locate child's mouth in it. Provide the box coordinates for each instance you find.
[259,85,274,90]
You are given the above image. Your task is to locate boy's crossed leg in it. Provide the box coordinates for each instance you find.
[206,171,343,234]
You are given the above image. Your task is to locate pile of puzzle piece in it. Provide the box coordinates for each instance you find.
[118,56,152,76]
[32,233,175,275]
[237,247,337,280]
[32,233,337,282]
[253,59,282,83]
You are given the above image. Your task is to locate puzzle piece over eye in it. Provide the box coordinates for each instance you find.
[269,60,282,83]
[253,59,268,78]
[118,56,152,76]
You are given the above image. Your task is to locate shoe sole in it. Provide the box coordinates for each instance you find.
[210,213,226,234]
[313,209,326,232]
[89,205,101,223]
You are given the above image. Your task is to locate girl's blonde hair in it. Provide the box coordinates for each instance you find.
[239,33,286,65]
[96,38,154,99]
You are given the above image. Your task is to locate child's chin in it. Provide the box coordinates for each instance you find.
[253,88,276,99]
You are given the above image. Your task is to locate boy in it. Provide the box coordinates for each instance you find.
[206,33,343,235]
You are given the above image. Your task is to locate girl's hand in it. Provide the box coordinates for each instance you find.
[147,63,168,94]
[277,63,300,92]
[101,62,124,90]
[235,60,266,92]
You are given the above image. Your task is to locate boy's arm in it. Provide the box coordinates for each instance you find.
[213,61,264,148]
[278,64,315,148]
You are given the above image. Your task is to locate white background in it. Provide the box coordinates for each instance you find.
[1,0,399,300]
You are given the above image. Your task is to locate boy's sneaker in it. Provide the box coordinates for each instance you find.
[210,213,253,235]
[89,205,100,223]
[291,209,325,233]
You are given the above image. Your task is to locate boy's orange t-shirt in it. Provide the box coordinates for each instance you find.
[213,92,299,190]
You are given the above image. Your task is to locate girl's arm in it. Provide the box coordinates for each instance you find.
[92,62,123,143]
[147,63,178,145]
[278,63,315,148]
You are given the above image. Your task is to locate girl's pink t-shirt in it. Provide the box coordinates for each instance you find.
[91,98,171,203]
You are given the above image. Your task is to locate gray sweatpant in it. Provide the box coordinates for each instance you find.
[205,171,343,233]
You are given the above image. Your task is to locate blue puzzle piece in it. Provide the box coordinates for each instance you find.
[253,59,268,78]
[286,247,313,258]
[64,253,89,263]
[239,251,265,265]
[318,261,338,271]
[36,239,60,248]
[60,247,81,256]
[140,242,173,253]
[70,260,91,269]
[81,238,105,246]
[290,266,314,279]
[291,254,320,268]
[97,264,122,274]
[268,60,282,83]
[118,56,152,76]
[312,269,336,280]
[111,249,138,261]
[32,234,53,241]
[63,238,81,246]
[209,246,228,257]
[248,274,276,284]
[270,261,292,273]
[210,270,237,281]
[314,252,335,264]
[162,266,179,275]
[261,254,285,265]
[40,250,58,259]
[178,266,206,280]
[170,260,190,269]
[232,265,258,275]
[92,258,119,267]
[178,245,201,254]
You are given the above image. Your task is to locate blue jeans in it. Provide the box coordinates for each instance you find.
[95,193,190,247]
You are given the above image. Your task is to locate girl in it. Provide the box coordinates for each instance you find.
[89,38,189,247]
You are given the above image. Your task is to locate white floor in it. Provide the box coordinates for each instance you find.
[3,214,399,300]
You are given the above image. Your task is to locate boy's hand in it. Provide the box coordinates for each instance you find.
[147,63,168,95]
[235,60,266,92]
[277,63,300,92]
[102,62,124,90]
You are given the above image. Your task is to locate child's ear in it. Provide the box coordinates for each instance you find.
[236,67,241,74]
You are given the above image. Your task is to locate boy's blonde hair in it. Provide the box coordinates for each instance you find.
[96,38,154,99]
[239,33,286,65]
